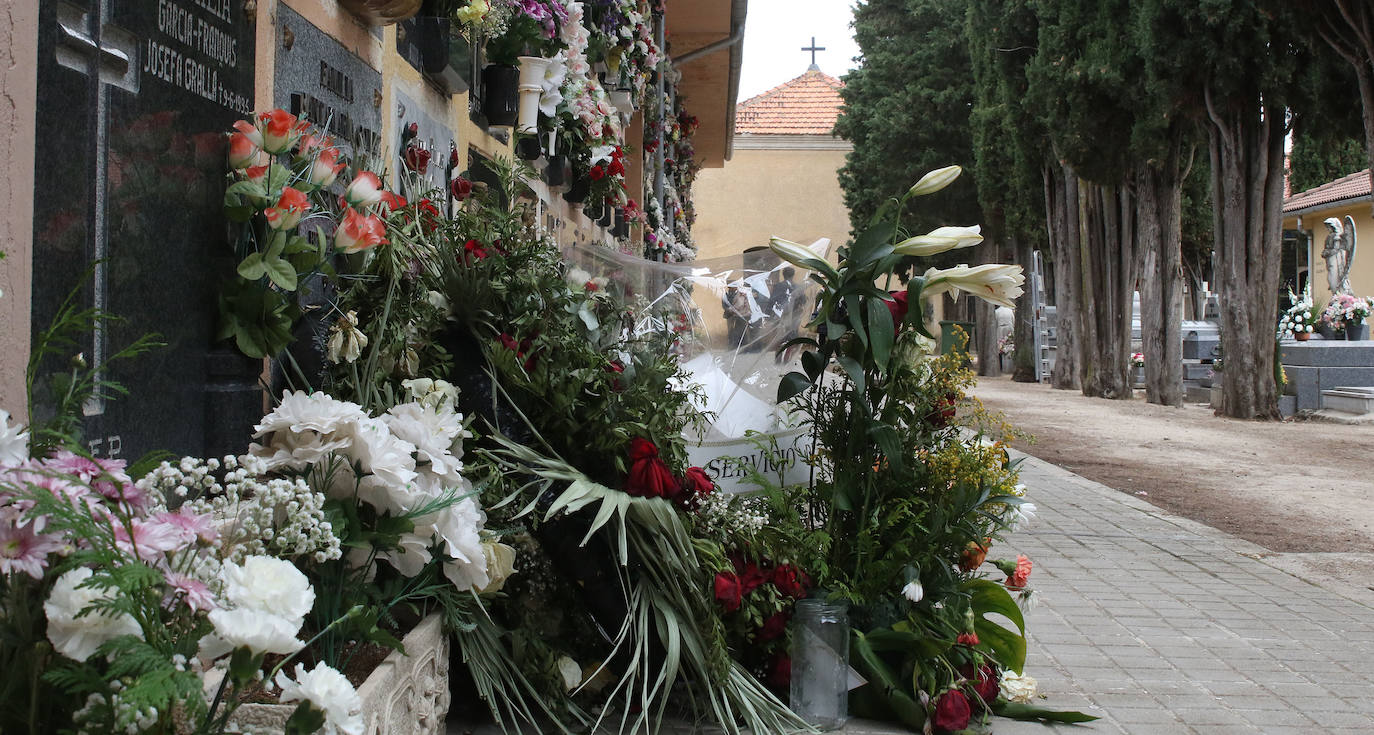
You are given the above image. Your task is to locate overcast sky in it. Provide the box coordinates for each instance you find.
[737,0,862,99]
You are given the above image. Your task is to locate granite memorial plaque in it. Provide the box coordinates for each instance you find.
[274,4,383,159]
[32,0,258,460]
[393,88,458,197]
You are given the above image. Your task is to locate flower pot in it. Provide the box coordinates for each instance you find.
[598,206,613,228]
[586,201,606,222]
[565,177,591,204]
[1294,331,1312,341]
[613,208,629,238]
[1346,322,1369,341]
[224,614,450,734]
[516,56,551,135]
[338,0,423,25]
[544,154,568,188]
[515,136,542,161]
[416,15,451,75]
[790,599,849,730]
[1317,323,1337,340]
[481,64,520,127]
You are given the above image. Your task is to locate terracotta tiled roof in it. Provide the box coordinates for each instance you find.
[735,69,845,136]
[1284,169,1372,213]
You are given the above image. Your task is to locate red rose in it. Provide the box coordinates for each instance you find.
[404,144,432,173]
[681,466,714,506]
[464,239,488,260]
[605,360,624,392]
[885,290,909,327]
[771,564,810,599]
[499,333,520,353]
[758,610,790,641]
[956,632,980,647]
[450,176,473,201]
[737,560,769,595]
[932,689,971,733]
[608,158,625,176]
[766,654,791,690]
[973,664,999,705]
[378,190,408,215]
[626,438,676,498]
[714,572,743,612]
[448,148,461,169]
[589,165,606,181]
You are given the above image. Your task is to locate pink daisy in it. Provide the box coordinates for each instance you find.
[164,572,217,612]
[0,519,61,578]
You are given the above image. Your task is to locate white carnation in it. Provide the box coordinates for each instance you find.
[999,670,1037,703]
[337,417,417,492]
[376,532,433,578]
[44,568,143,662]
[276,663,364,735]
[382,402,466,480]
[255,391,368,438]
[221,556,314,624]
[207,607,305,656]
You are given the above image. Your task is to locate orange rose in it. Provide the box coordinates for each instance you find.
[958,540,989,572]
[264,186,309,230]
[334,207,388,253]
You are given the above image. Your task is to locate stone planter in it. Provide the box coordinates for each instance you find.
[1132,365,1145,388]
[1210,383,1223,410]
[226,614,450,734]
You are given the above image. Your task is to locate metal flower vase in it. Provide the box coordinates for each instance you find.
[790,599,850,730]
[1346,321,1369,341]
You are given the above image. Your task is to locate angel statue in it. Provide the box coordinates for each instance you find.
[1322,216,1356,295]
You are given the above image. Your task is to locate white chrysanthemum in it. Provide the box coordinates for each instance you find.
[250,429,352,473]
[276,663,363,735]
[255,391,369,438]
[44,568,143,662]
[999,670,1037,703]
[382,402,466,480]
[207,607,304,656]
[337,417,417,491]
[376,532,433,578]
[0,410,29,466]
[221,556,314,624]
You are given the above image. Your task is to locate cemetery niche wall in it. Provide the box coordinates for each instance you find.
[31,0,257,461]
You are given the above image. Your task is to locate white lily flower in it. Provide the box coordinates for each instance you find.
[921,263,1025,309]
[769,237,823,269]
[1007,502,1037,531]
[907,165,962,197]
[893,225,983,257]
[901,580,924,602]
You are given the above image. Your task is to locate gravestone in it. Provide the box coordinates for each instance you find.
[32,0,257,461]
[274,4,383,159]
[393,88,459,198]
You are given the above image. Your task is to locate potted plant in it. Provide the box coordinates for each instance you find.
[1131,352,1145,386]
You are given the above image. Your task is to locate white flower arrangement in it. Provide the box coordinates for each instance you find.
[1278,286,1318,339]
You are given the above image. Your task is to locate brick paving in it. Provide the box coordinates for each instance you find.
[450,450,1374,734]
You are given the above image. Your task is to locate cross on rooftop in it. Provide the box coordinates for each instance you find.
[802,37,825,70]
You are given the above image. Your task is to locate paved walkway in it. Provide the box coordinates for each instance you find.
[450,450,1374,734]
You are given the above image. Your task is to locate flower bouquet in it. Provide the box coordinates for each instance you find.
[769,166,1095,732]
[1278,287,1317,340]
[1322,293,1371,338]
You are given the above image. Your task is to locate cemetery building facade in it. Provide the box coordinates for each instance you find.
[1282,169,1374,303]
[0,0,744,458]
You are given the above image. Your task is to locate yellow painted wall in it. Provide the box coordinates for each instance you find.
[1283,200,1374,307]
[692,144,851,260]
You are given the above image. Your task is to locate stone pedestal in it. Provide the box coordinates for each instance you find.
[1279,341,1374,412]
[226,614,450,735]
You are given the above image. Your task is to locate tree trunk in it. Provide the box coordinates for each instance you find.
[975,237,1003,377]
[1206,95,1285,419]
[1076,180,1137,399]
[1134,149,1185,407]
[1044,161,1080,390]
[1011,232,1038,382]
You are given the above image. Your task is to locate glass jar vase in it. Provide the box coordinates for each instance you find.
[789,599,850,730]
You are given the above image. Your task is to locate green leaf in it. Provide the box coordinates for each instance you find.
[993,700,1100,723]
[801,349,826,382]
[262,254,298,291]
[236,252,267,281]
[867,423,904,473]
[837,355,866,395]
[226,180,267,200]
[906,278,934,339]
[777,371,812,403]
[965,578,1027,673]
[844,295,867,349]
[867,296,894,370]
[849,629,928,730]
[283,701,327,735]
